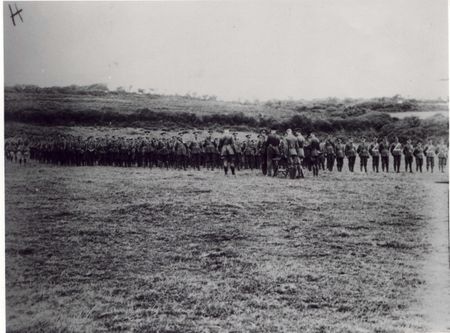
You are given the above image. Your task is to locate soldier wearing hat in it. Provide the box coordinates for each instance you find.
[379,136,390,172]
[345,137,357,172]
[335,138,345,172]
[424,139,436,173]
[266,128,281,177]
[232,132,243,171]
[369,137,380,173]
[357,136,370,173]
[203,130,218,170]
[243,134,256,170]
[189,131,202,171]
[414,141,425,173]
[324,136,336,172]
[284,129,303,178]
[308,133,321,176]
[437,139,447,173]
[257,130,268,174]
[390,137,402,173]
[403,139,414,173]
[219,129,236,176]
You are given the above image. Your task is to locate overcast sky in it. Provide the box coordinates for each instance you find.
[3,1,448,101]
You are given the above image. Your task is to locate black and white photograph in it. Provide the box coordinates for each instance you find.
[2,1,449,332]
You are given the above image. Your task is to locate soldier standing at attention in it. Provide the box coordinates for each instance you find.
[413,141,425,173]
[335,138,345,172]
[219,129,236,176]
[369,137,380,173]
[309,133,321,177]
[424,139,436,173]
[285,129,303,178]
[345,137,357,172]
[357,137,370,173]
[324,137,336,172]
[203,131,217,171]
[379,136,390,173]
[243,135,256,170]
[437,139,448,173]
[232,132,243,170]
[390,137,402,173]
[189,131,202,171]
[295,130,306,166]
[403,139,414,173]
[266,129,281,177]
[257,130,268,175]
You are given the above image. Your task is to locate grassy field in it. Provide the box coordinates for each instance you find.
[4,162,449,332]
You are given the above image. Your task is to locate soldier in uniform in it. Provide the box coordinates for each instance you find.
[424,139,436,173]
[413,141,424,173]
[345,137,357,172]
[174,135,188,170]
[243,135,256,170]
[256,130,268,174]
[309,133,321,177]
[285,129,303,178]
[437,139,448,173]
[379,137,390,173]
[335,138,345,172]
[266,129,281,177]
[295,130,306,166]
[233,132,243,171]
[203,130,217,170]
[189,131,202,171]
[390,137,402,173]
[403,139,414,173]
[357,137,370,173]
[219,129,236,176]
[369,137,380,172]
[324,137,336,172]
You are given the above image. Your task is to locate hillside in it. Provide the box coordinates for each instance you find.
[3,85,449,142]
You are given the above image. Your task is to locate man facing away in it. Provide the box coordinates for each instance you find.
[266,129,281,177]
[219,129,236,176]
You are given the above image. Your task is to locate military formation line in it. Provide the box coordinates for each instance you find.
[5,129,448,178]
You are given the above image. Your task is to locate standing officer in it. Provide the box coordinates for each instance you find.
[369,137,380,173]
[309,133,321,177]
[424,139,436,173]
[437,139,447,173]
[413,141,425,173]
[285,129,303,178]
[379,136,390,173]
[335,138,345,172]
[345,137,357,172]
[403,139,414,173]
[324,137,336,172]
[390,137,402,173]
[357,137,370,173]
[219,129,236,176]
[266,128,281,177]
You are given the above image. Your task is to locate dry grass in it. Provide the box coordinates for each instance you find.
[4,162,448,332]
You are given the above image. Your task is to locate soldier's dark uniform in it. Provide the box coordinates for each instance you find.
[243,136,256,170]
[309,134,321,177]
[335,139,345,172]
[324,139,336,171]
[424,141,436,173]
[203,135,217,170]
[219,130,236,176]
[190,135,202,171]
[345,139,357,172]
[357,139,370,173]
[413,143,424,173]
[369,140,380,172]
[403,141,414,173]
[390,139,402,173]
[266,131,281,177]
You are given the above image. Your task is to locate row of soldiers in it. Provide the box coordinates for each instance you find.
[5,129,448,176]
